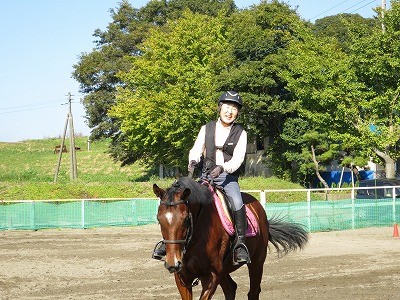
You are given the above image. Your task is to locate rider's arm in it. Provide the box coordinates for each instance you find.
[188,125,206,164]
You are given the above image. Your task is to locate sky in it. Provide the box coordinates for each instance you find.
[0,0,387,142]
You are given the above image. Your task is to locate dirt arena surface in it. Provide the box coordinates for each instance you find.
[0,224,399,300]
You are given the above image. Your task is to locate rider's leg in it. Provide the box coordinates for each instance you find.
[216,174,251,265]
[232,205,251,264]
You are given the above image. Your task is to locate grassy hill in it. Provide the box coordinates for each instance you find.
[0,137,304,200]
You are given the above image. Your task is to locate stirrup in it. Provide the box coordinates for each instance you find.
[152,240,166,261]
[233,243,251,265]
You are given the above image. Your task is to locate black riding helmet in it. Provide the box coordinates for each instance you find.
[218,91,243,109]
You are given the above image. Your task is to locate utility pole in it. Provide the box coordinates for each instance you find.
[382,0,386,33]
[68,92,78,180]
[54,92,78,182]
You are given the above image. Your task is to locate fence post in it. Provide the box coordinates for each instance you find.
[260,190,266,205]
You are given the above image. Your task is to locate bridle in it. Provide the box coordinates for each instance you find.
[159,199,193,253]
[157,187,202,287]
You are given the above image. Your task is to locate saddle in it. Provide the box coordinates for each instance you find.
[206,184,259,237]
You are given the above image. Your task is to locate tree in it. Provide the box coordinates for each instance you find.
[347,0,400,178]
[214,1,324,183]
[72,0,237,165]
[278,117,341,188]
[278,25,370,185]
[313,13,378,52]
[279,2,400,182]
[72,1,146,140]
[110,11,229,169]
[212,0,310,149]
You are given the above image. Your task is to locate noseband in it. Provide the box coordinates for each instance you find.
[159,199,193,250]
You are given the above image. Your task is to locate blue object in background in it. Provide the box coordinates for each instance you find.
[314,170,375,187]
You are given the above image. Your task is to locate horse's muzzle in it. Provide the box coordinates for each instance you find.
[165,260,182,273]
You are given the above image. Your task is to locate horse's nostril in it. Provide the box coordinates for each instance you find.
[164,261,182,273]
[164,262,176,273]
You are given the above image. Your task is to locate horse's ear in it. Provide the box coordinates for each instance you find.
[153,184,165,199]
[182,188,191,200]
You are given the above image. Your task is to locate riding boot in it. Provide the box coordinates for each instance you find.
[233,206,251,265]
[152,241,166,260]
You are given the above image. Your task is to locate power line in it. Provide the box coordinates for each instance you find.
[291,0,379,22]
[309,0,352,20]
[0,100,63,110]
[0,103,63,115]
[340,0,378,15]
[0,96,82,115]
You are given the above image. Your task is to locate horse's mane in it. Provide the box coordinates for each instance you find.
[168,177,213,206]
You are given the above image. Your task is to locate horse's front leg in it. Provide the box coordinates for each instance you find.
[174,273,193,300]
[199,273,219,300]
[219,274,237,300]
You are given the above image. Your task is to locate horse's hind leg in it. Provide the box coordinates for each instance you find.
[219,274,237,300]
[247,261,264,300]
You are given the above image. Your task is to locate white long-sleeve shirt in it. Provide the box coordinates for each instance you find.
[188,118,247,174]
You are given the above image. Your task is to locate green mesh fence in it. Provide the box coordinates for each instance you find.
[0,199,159,230]
[264,197,399,232]
[0,197,398,231]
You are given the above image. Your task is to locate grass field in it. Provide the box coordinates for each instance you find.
[0,137,305,201]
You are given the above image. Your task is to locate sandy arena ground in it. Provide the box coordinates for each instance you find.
[0,224,399,300]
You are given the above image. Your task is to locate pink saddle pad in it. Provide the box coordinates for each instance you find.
[210,186,259,237]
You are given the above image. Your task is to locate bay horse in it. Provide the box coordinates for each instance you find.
[153,177,308,300]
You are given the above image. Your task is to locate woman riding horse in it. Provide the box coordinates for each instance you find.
[153,91,250,264]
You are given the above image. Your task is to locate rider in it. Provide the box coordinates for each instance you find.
[152,91,250,265]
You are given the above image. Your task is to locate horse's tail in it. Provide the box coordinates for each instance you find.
[267,216,308,256]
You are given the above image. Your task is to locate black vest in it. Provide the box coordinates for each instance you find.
[203,120,244,176]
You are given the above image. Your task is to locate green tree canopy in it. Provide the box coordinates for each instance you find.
[73,0,400,184]
[109,1,315,173]
[72,1,146,139]
[347,0,400,178]
[313,13,378,52]
[218,0,310,143]
[110,11,229,168]
[278,26,369,184]
[73,0,238,165]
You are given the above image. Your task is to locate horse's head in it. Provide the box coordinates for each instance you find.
[153,182,192,273]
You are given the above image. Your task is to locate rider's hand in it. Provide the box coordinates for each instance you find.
[188,160,197,173]
[210,165,224,178]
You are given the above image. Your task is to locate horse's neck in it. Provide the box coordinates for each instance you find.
[185,202,230,273]
[191,202,227,241]
[190,203,209,226]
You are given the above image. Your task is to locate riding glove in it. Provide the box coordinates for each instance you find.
[210,165,224,178]
[188,160,197,173]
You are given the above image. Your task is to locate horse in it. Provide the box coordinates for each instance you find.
[153,177,308,300]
